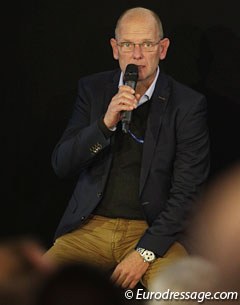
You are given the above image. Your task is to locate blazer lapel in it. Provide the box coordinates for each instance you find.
[139,73,171,195]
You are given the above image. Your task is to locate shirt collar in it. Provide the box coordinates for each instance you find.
[118,66,160,106]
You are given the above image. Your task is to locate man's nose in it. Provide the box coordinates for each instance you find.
[132,44,143,59]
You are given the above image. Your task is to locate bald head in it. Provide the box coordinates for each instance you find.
[115,7,164,40]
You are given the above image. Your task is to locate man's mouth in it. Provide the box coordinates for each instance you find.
[137,65,145,70]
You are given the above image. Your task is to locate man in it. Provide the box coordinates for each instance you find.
[46,7,210,289]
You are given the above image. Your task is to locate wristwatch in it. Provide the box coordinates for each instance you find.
[136,247,156,263]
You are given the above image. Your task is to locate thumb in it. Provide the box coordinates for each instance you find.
[135,93,141,102]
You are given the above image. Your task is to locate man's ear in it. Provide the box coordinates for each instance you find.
[159,38,170,60]
[110,38,119,60]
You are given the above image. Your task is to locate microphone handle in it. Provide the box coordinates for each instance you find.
[122,111,132,133]
[122,80,136,133]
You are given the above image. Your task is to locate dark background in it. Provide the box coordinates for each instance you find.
[2,0,240,248]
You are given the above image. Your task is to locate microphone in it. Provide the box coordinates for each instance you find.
[122,64,138,133]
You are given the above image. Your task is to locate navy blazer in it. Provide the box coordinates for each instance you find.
[52,69,210,257]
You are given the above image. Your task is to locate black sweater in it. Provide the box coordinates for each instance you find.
[94,100,151,219]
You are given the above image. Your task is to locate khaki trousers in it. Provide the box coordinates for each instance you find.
[45,215,187,289]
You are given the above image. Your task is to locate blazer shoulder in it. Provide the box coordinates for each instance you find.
[166,74,206,105]
[78,69,120,88]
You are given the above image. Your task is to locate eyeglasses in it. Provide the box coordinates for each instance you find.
[117,40,161,53]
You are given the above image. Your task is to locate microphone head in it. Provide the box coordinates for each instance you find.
[124,64,138,83]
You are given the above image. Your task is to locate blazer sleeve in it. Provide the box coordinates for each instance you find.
[137,95,210,257]
[51,78,111,178]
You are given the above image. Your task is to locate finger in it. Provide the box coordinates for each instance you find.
[135,93,141,102]
[118,85,135,94]
[113,104,136,113]
[111,268,128,287]
[111,98,137,110]
[116,92,137,104]
[116,275,127,287]
[128,279,139,289]
[110,268,120,283]
[121,277,132,289]
[118,96,138,108]
[117,90,136,102]
[121,274,139,289]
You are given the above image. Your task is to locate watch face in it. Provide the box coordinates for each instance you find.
[144,250,156,262]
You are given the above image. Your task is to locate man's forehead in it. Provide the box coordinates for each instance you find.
[117,16,159,38]
[119,12,156,27]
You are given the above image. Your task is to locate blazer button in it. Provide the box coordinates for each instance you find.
[97,192,103,198]
[81,216,85,221]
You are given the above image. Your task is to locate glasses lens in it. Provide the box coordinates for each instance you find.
[119,41,159,52]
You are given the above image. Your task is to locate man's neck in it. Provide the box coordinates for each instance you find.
[136,82,151,97]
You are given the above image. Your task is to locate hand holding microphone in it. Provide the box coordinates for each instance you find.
[121,64,139,133]
[103,64,139,132]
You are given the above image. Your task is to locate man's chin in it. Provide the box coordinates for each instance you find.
[137,69,146,80]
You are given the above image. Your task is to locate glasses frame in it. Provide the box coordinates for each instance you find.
[116,40,161,53]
